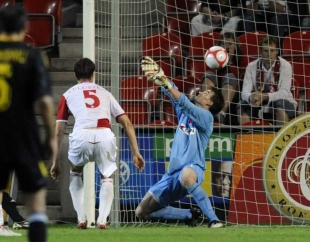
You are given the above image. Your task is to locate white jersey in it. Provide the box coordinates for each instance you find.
[56,82,125,132]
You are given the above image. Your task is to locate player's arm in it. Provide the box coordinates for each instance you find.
[141,56,184,101]
[50,95,70,180]
[117,115,145,172]
[50,121,66,181]
[141,57,210,128]
[168,87,211,129]
[160,81,181,108]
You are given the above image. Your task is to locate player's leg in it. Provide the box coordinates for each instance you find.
[2,191,28,229]
[94,129,117,229]
[24,188,48,241]
[0,163,22,236]
[68,131,93,229]
[69,164,87,228]
[135,192,161,219]
[96,176,113,229]
[15,156,50,241]
[135,173,198,224]
[0,191,3,226]
[180,165,223,228]
[272,99,296,125]
[237,100,260,125]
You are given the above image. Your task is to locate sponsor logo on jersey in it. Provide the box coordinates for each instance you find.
[263,113,310,223]
[179,123,195,135]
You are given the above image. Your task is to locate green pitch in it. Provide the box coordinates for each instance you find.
[0,225,309,242]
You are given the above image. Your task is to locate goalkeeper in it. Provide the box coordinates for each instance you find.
[135,57,224,228]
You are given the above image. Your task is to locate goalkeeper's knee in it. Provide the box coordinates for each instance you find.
[135,205,149,219]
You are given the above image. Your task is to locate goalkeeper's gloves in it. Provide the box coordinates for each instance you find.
[141,56,172,90]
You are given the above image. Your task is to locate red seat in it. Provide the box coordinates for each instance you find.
[186,58,215,81]
[166,0,200,12]
[291,78,300,102]
[24,0,62,26]
[0,0,14,7]
[238,31,267,56]
[161,100,178,125]
[304,79,310,112]
[166,14,194,48]
[284,56,310,88]
[26,16,55,48]
[171,75,201,94]
[24,0,62,48]
[189,32,221,56]
[242,120,273,126]
[120,76,159,125]
[290,78,300,115]
[24,34,36,46]
[142,32,182,78]
[282,31,310,55]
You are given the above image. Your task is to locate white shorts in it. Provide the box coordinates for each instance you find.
[68,128,117,178]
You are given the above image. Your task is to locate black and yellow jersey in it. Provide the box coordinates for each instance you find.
[0,42,52,157]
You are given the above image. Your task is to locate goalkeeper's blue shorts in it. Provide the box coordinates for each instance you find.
[148,164,204,207]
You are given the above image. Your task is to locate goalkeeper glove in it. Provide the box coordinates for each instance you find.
[141,56,172,90]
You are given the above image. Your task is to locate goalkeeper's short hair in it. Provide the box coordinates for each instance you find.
[208,86,224,115]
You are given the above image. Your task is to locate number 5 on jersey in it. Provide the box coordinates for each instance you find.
[0,63,12,112]
[83,90,100,108]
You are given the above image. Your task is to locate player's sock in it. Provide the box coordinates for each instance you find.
[0,205,4,225]
[148,206,191,220]
[187,182,219,222]
[97,178,114,223]
[28,213,48,242]
[2,192,25,222]
[69,171,86,221]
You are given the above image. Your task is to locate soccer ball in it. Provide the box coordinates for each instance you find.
[204,46,229,69]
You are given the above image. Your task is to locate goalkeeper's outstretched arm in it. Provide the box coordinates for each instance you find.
[141,56,182,100]
[159,76,182,100]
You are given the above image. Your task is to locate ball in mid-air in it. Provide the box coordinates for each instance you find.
[204,46,229,69]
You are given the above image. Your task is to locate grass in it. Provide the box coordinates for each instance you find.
[1,225,310,242]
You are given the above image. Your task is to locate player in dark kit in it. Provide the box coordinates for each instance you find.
[0,5,56,241]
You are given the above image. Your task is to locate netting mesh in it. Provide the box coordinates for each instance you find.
[93,0,310,226]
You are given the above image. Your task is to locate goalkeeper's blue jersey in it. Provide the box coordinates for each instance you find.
[162,82,213,174]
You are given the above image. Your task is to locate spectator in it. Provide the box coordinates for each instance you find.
[239,0,299,41]
[201,32,243,124]
[191,0,245,36]
[237,36,297,125]
[300,0,310,28]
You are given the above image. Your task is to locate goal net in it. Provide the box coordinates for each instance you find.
[93,0,310,226]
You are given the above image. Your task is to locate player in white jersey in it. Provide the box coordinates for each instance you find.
[50,58,145,229]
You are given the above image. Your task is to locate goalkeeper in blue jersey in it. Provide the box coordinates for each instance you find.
[135,57,225,228]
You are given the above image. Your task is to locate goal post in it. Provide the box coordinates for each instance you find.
[83,0,96,228]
